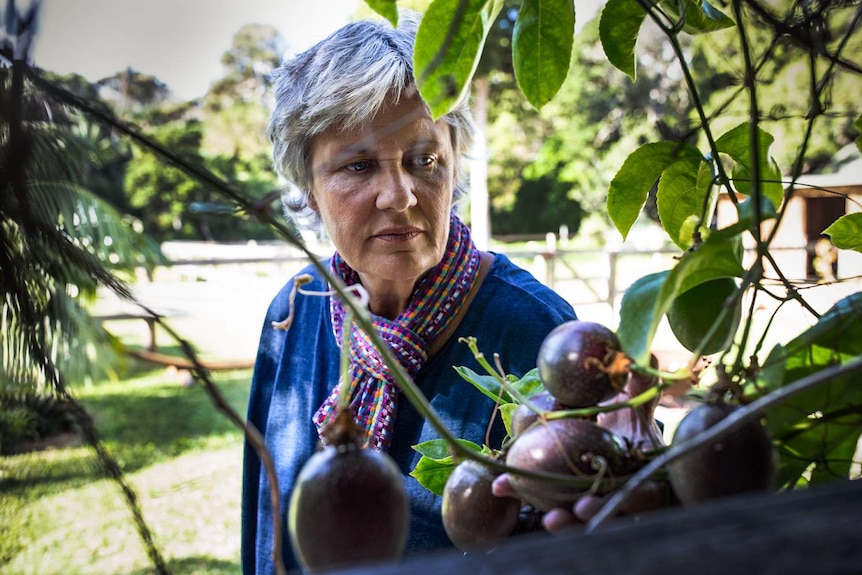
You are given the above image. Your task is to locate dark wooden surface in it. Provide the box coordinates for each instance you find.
[330,478,862,575]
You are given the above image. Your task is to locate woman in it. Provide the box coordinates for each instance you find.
[241,12,577,574]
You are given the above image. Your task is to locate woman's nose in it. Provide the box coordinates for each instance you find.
[374,166,417,211]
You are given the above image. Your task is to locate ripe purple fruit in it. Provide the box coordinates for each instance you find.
[441,459,521,551]
[289,411,409,572]
[667,400,777,506]
[537,320,627,408]
[505,417,633,511]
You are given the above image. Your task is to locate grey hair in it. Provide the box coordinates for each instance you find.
[267,10,475,232]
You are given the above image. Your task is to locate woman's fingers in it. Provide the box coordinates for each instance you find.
[541,508,579,533]
[491,473,519,498]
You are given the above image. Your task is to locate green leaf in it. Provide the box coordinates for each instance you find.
[500,402,519,439]
[718,196,779,237]
[608,141,703,240]
[778,416,862,487]
[656,154,715,250]
[617,236,744,363]
[409,455,457,496]
[365,0,399,27]
[824,213,862,252]
[507,368,545,399]
[764,292,862,438]
[617,271,669,363]
[414,0,505,118]
[453,366,544,404]
[599,0,649,79]
[412,438,483,460]
[512,0,575,109]
[659,0,734,34]
[410,439,484,495]
[454,365,513,403]
[715,123,784,210]
[761,292,862,487]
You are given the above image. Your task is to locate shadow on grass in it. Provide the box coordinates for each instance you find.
[79,370,252,474]
[127,555,241,575]
[0,446,98,500]
[72,370,251,473]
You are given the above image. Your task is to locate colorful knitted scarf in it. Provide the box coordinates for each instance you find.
[312,214,480,451]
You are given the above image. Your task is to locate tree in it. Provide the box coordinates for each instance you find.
[202,23,285,165]
[124,117,213,240]
[1,61,161,396]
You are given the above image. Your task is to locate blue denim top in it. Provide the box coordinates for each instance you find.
[241,253,577,574]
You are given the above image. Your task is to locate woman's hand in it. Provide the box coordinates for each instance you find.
[491,473,666,533]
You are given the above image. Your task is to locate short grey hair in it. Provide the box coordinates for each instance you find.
[267,10,475,232]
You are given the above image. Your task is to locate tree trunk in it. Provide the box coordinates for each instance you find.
[469,76,491,250]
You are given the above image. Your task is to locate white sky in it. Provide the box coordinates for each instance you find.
[32,0,360,100]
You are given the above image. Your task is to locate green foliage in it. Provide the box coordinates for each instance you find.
[608,123,784,250]
[617,231,744,365]
[0,406,37,454]
[659,0,734,35]
[415,0,505,117]
[0,393,83,454]
[453,366,544,404]
[125,120,210,240]
[667,277,743,355]
[0,62,162,392]
[410,0,862,496]
[758,293,862,487]
[367,0,400,25]
[600,0,733,79]
[409,438,485,495]
[714,123,784,209]
[491,173,584,234]
[824,213,862,252]
[608,141,704,241]
[599,0,651,79]
[511,0,574,108]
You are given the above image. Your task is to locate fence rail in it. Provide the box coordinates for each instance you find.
[147,233,825,315]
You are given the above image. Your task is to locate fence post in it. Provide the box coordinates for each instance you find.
[607,249,619,312]
[545,232,557,289]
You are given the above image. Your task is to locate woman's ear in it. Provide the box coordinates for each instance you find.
[308,192,319,211]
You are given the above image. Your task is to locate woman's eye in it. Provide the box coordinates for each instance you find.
[413,156,435,168]
[346,160,372,173]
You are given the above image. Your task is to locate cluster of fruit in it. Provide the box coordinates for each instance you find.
[287,319,779,572]
[442,320,777,551]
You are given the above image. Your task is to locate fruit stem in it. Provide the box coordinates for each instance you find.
[337,306,355,411]
[585,354,862,532]
[545,383,665,421]
[631,361,696,383]
[459,336,535,407]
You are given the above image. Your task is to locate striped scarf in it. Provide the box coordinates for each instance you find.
[312,214,480,451]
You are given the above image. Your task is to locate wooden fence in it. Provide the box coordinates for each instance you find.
[146,233,826,315]
[150,234,683,314]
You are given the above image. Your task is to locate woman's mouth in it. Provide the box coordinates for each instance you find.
[372,227,422,242]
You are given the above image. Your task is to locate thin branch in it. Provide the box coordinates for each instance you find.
[742,0,862,75]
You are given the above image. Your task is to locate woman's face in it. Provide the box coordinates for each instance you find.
[308,94,456,295]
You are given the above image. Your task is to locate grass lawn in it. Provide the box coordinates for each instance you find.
[0,363,253,575]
